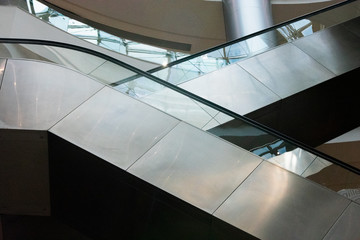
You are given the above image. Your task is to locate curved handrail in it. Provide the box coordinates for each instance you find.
[147,0,357,73]
[1,37,359,176]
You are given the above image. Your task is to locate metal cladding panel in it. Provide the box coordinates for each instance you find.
[267,148,317,175]
[0,59,104,130]
[0,129,50,216]
[180,64,281,116]
[50,87,180,170]
[237,43,335,99]
[141,87,215,129]
[128,122,263,214]
[88,60,136,84]
[324,202,360,240]
[214,161,350,240]
[18,44,107,75]
[293,24,360,75]
[0,58,5,88]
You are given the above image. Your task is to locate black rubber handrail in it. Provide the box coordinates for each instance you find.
[1,38,359,176]
[147,0,357,73]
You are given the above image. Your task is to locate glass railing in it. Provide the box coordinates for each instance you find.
[15,0,359,71]
[1,38,359,203]
[139,0,360,87]
[16,0,188,66]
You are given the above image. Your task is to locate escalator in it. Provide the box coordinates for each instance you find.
[1,1,360,239]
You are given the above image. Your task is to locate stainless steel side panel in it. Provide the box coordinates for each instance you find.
[293,24,360,75]
[0,59,104,130]
[180,64,281,115]
[267,148,317,175]
[238,43,335,99]
[214,161,350,240]
[0,58,5,88]
[324,202,360,240]
[50,87,180,169]
[128,122,263,214]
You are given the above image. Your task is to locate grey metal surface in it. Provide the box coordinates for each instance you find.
[142,88,215,129]
[0,44,49,61]
[238,43,335,99]
[20,44,107,75]
[301,157,332,178]
[214,161,350,240]
[50,87,180,169]
[343,16,360,37]
[180,64,280,115]
[0,59,103,130]
[292,24,360,75]
[128,122,262,214]
[88,60,136,84]
[0,129,50,216]
[0,58,5,88]
[267,148,317,175]
[324,202,360,240]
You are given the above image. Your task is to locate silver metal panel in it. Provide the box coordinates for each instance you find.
[267,148,317,175]
[214,161,350,240]
[128,122,263,214]
[324,202,360,240]
[88,60,136,84]
[50,87,180,169]
[302,157,332,178]
[180,64,281,115]
[0,129,50,216]
[0,58,5,88]
[292,25,360,75]
[0,59,103,130]
[0,43,50,61]
[142,88,214,129]
[21,45,107,75]
[238,43,335,99]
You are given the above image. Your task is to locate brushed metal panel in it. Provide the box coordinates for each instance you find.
[324,202,360,240]
[128,122,263,214]
[267,148,317,175]
[50,87,179,169]
[89,60,136,84]
[0,59,104,130]
[0,129,50,216]
[180,64,281,115]
[292,25,360,75]
[238,43,335,98]
[301,157,332,178]
[0,43,49,61]
[0,58,5,88]
[20,44,107,75]
[214,161,350,240]
[141,88,214,129]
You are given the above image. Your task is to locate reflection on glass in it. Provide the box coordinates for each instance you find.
[20,0,188,65]
[304,158,360,201]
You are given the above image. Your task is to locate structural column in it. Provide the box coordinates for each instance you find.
[222,0,273,41]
